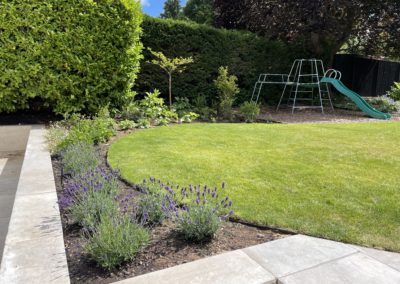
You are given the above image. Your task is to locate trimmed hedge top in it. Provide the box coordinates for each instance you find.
[136,16,308,104]
[0,0,143,115]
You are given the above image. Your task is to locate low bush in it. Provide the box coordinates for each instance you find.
[136,180,169,225]
[46,124,69,155]
[62,142,98,177]
[215,67,240,119]
[60,167,119,231]
[369,96,400,113]
[240,101,260,122]
[387,82,400,101]
[49,112,116,153]
[173,183,234,242]
[85,213,150,270]
[118,120,137,131]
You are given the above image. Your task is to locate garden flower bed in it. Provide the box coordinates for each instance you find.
[52,133,287,284]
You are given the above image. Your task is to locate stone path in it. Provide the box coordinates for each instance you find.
[115,235,400,284]
[0,126,30,262]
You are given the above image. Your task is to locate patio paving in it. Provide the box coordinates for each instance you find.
[0,126,30,262]
[115,235,400,284]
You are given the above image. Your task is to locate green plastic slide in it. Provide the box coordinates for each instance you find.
[321,77,392,120]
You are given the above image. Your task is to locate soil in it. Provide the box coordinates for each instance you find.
[52,136,289,284]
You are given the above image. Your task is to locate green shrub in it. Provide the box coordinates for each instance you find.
[369,96,400,113]
[85,214,149,270]
[58,114,116,151]
[46,123,69,155]
[118,120,137,131]
[62,142,98,177]
[215,67,240,118]
[240,101,260,122]
[0,0,143,115]
[177,204,221,242]
[70,189,119,232]
[136,16,306,104]
[65,168,120,231]
[387,82,400,101]
[180,112,199,123]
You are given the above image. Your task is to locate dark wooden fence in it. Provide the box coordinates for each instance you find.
[333,54,400,97]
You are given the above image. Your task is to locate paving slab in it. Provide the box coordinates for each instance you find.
[0,127,70,283]
[278,252,400,284]
[349,245,400,272]
[243,235,357,278]
[115,250,276,284]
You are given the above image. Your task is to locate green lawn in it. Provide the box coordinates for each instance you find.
[108,123,400,251]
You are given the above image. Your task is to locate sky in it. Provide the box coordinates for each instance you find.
[141,0,187,17]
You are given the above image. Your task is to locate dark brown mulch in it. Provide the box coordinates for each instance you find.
[51,132,290,284]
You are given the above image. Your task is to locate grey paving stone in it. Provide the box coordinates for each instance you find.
[0,235,69,284]
[0,126,30,152]
[243,235,357,278]
[0,195,15,218]
[349,245,400,272]
[115,250,276,284]
[278,252,400,284]
[5,191,61,244]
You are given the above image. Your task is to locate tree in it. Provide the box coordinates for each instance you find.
[183,0,214,25]
[214,66,239,119]
[161,0,182,19]
[214,0,400,62]
[148,49,194,106]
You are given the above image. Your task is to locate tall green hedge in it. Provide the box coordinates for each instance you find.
[0,0,143,115]
[137,16,308,104]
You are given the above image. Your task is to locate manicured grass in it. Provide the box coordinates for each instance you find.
[108,123,400,251]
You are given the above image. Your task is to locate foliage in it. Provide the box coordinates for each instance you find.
[60,167,120,231]
[183,0,214,25]
[214,67,240,118]
[240,101,260,122]
[161,0,182,19]
[342,1,400,59]
[180,112,199,123]
[57,113,116,152]
[0,0,143,114]
[137,17,302,104]
[148,49,194,106]
[85,213,149,270]
[368,96,400,113]
[108,123,400,251]
[46,124,69,155]
[136,118,152,129]
[387,82,400,102]
[214,0,399,61]
[192,95,217,120]
[172,97,193,117]
[62,142,98,177]
[167,182,233,242]
[118,120,137,131]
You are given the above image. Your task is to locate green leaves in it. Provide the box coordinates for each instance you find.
[0,0,143,115]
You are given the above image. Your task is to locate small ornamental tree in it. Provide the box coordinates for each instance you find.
[214,66,239,119]
[148,49,194,106]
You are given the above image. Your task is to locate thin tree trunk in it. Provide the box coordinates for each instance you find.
[169,73,172,107]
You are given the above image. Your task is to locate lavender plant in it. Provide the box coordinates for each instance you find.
[138,179,234,242]
[84,213,150,270]
[60,167,120,231]
[62,142,99,177]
